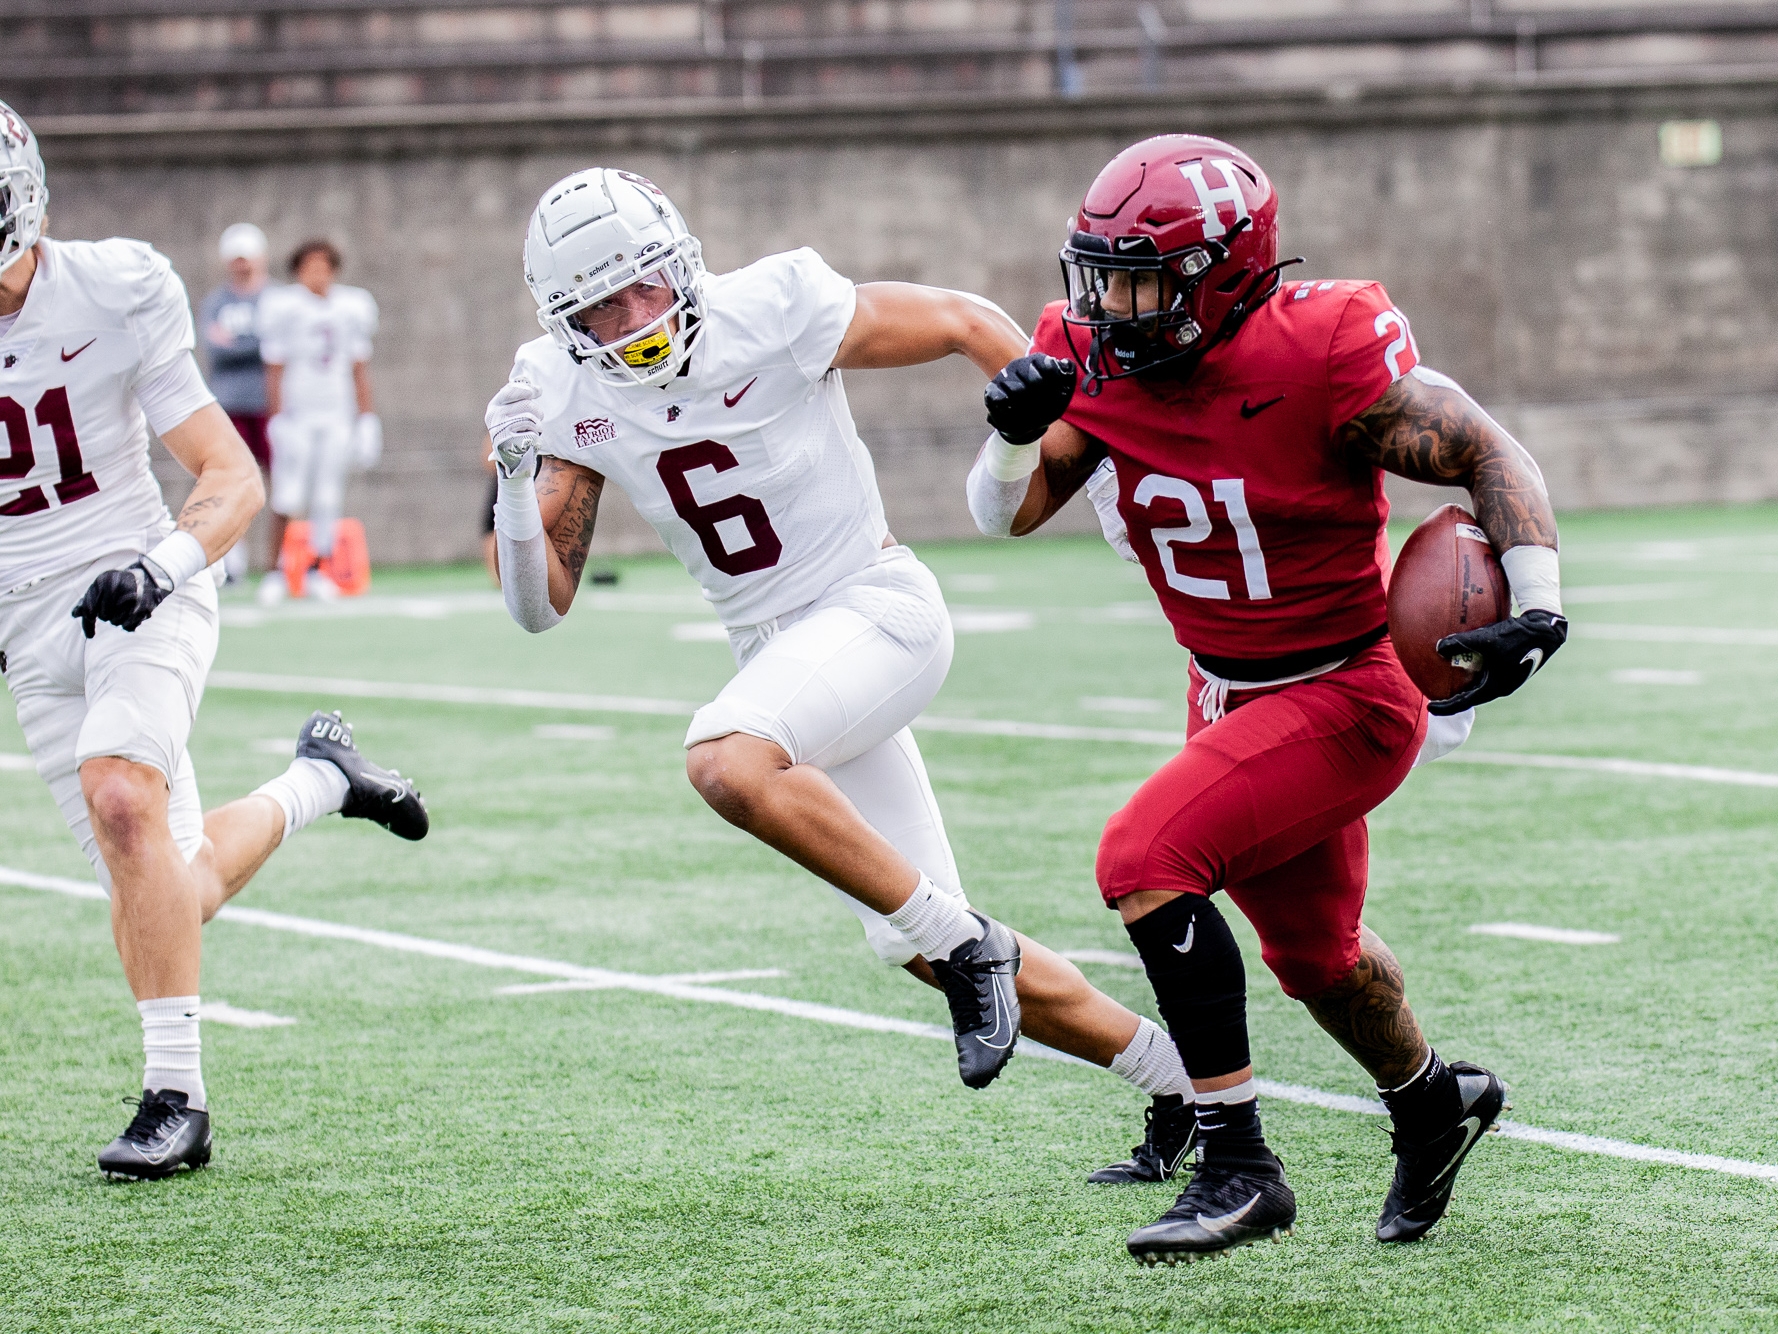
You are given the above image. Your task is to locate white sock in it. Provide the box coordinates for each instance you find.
[253,757,350,840]
[139,995,205,1110]
[1194,1077,1257,1106]
[883,874,984,961]
[1109,1017,1192,1098]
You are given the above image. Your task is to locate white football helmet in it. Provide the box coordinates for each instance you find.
[524,169,705,389]
[0,101,46,281]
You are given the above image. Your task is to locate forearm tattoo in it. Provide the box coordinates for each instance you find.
[538,456,604,588]
[1340,376,1558,551]
[176,492,225,535]
[1301,926,1429,1088]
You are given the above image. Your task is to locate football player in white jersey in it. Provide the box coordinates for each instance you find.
[255,238,381,603]
[0,102,428,1180]
[485,169,1200,1174]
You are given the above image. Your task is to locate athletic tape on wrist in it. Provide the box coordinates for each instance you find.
[142,530,209,590]
[1500,545,1562,616]
[983,431,1042,482]
[494,471,543,542]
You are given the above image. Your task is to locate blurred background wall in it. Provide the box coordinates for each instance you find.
[7,0,1778,562]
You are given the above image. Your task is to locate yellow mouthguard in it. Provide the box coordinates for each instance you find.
[619,329,673,367]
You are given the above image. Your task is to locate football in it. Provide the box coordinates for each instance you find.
[1387,503,1512,700]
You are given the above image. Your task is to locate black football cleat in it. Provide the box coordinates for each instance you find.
[296,709,429,841]
[1376,1061,1507,1243]
[98,1089,211,1181]
[927,912,1020,1089]
[1126,1151,1297,1265]
[1090,1094,1197,1184]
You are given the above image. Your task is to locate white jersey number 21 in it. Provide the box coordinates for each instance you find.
[1132,474,1272,602]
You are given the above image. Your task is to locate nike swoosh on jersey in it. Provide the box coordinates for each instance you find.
[1239,395,1286,418]
[1173,919,1195,954]
[1197,1191,1262,1234]
[61,338,98,362]
[723,378,759,408]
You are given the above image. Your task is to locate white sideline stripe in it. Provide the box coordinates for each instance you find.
[207,670,698,717]
[0,865,1083,1067]
[1451,750,1778,789]
[204,1000,298,1028]
[5,867,1773,1185]
[195,672,1778,786]
[1575,623,1778,647]
[0,752,34,771]
[1470,923,1621,945]
[1060,949,1146,969]
[496,970,788,995]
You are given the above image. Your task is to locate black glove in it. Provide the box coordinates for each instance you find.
[984,354,1077,445]
[71,560,173,639]
[1428,609,1568,715]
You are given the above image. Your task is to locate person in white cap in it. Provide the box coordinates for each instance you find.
[254,238,381,603]
[198,223,273,579]
[0,99,431,1181]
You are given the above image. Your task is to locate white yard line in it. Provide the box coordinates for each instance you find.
[1470,923,1621,945]
[496,970,789,995]
[1060,949,1146,969]
[1451,750,1778,789]
[203,670,1778,784]
[207,670,698,717]
[1574,623,1778,647]
[915,716,1184,746]
[205,1000,298,1028]
[5,863,1773,1184]
[0,752,34,771]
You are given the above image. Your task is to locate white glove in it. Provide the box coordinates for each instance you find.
[485,378,542,479]
[1086,457,1138,563]
[352,412,383,470]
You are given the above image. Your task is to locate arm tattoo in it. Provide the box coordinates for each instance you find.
[176,493,225,534]
[1300,926,1429,1088]
[539,456,603,588]
[1340,375,1558,551]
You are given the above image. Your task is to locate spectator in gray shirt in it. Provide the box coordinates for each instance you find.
[199,223,276,577]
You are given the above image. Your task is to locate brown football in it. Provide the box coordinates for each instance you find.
[1387,503,1512,700]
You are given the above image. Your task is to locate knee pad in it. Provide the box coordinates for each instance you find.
[1125,892,1251,1081]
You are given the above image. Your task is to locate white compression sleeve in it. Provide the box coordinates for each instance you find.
[1500,545,1562,616]
[966,434,1039,538]
[495,468,562,633]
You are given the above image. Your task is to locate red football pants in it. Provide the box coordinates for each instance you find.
[1095,640,1428,998]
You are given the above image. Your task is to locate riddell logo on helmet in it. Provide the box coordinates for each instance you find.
[575,418,616,447]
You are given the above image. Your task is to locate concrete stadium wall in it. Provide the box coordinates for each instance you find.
[32,75,1778,564]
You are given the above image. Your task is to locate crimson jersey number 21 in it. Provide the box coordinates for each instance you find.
[1134,475,1272,601]
[656,441,784,576]
[0,387,100,516]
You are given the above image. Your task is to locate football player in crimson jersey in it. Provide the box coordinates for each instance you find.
[486,169,1207,1162]
[970,134,1568,1261]
[0,100,428,1181]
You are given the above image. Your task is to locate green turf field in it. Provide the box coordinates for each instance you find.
[2,504,1775,1333]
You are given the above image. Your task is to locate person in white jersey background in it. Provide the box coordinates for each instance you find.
[486,168,1202,1171]
[0,101,429,1181]
[255,238,382,604]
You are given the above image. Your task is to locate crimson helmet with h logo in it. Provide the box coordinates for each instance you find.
[1059,135,1290,392]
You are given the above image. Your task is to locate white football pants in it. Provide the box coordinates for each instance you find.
[268,411,355,555]
[685,546,965,966]
[0,552,217,892]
